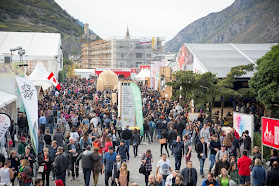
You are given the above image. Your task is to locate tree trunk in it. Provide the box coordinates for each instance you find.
[221,100,224,125]
[209,102,213,121]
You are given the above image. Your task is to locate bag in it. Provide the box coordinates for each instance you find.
[159,138,167,144]
[38,166,44,173]
[139,163,146,174]
[14,135,18,142]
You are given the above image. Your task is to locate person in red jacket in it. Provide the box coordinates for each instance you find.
[237,150,252,185]
[231,128,240,140]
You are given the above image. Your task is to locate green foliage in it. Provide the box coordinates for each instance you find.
[0,0,84,36]
[249,44,279,116]
[168,64,255,118]
[254,132,272,161]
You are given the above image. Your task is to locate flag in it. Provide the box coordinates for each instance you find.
[47,72,61,90]
[15,76,38,154]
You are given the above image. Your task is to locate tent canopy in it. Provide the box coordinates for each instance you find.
[28,62,53,90]
[134,69,150,81]
[0,91,17,108]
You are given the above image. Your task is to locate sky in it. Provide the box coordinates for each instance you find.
[55,0,235,41]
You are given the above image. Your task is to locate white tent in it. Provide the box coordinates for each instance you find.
[134,69,150,81]
[28,61,53,91]
[0,91,17,109]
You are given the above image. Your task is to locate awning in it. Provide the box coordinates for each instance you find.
[0,91,17,108]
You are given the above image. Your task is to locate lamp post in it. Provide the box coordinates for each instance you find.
[10,46,22,63]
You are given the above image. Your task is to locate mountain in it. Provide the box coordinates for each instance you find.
[166,0,279,52]
[0,0,99,56]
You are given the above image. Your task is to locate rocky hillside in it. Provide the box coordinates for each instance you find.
[166,0,279,52]
[0,0,99,56]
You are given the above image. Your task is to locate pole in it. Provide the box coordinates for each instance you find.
[261,118,264,161]
[150,54,152,88]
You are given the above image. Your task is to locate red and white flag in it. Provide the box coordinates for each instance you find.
[47,72,61,90]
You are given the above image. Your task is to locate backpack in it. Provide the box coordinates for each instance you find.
[83,140,89,149]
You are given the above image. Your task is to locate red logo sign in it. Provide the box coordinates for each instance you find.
[140,65,150,71]
[262,117,279,149]
[131,69,137,73]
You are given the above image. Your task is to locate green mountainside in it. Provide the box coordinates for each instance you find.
[166,0,279,52]
[0,0,99,56]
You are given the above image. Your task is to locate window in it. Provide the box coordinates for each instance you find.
[146,53,151,58]
[136,53,143,58]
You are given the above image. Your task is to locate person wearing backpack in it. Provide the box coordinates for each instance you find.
[148,119,156,142]
[79,132,92,151]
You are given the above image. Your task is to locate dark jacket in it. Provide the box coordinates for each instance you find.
[122,129,132,140]
[67,142,82,159]
[196,142,207,159]
[117,145,129,160]
[173,141,184,156]
[266,167,279,186]
[214,160,230,177]
[180,167,197,186]
[76,150,100,170]
[54,153,69,176]
[168,130,177,141]
[132,133,141,144]
[38,154,52,173]
[53,132,64,147]
[50,146,58,162]
[209,140,221,155]
[21,153,36,168]
[8,156,20,171]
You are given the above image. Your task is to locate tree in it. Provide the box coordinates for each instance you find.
[215,64,254,123]
[249,44,279,117]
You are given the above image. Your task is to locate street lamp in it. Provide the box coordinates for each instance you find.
[10,46,22,62]
[18,49,26,63]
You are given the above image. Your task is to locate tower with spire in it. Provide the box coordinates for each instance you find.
[125,26,130,40]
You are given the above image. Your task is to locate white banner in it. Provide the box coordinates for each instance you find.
[0,113,11,142]
[121,82,135,128]
[15,76,38,154]
[233,112,254,137]
[140,37,151,45]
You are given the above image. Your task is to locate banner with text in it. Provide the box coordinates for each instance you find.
[16,76,38,154]
[0,113,11,142]
[131,82,144,136]
[262,117,279,149]
[121,82,135,127]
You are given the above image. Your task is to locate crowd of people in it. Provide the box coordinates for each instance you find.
[1,77,278,186]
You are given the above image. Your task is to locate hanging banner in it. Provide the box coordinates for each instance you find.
[262,117,279,149]
[130,82,144,136]
[47,72,61,90]
[15,76,38,154]
[233,112,254,138]
[0,113,11,142]
[121,82,135,127]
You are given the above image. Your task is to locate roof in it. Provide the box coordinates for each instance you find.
[0,32,61,57]
[0,90,17,108]
[134,69,150,80]
[28,62,53,90]
[184,43,276,78]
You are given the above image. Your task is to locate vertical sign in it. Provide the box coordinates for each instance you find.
[0,114,11,142]
[262,117,279,149]
[121,83,135,127]
[131,82,144,136]
[233,112,254,136]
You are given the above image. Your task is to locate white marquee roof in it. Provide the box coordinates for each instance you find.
[28,62,53,90]
[0,91,17,108]
[184,43,276,78]
[0,32,61,57]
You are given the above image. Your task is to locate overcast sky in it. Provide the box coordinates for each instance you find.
[55,0,235,41]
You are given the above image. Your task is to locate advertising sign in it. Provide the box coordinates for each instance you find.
[233,112,254,138]
[140,37,151,45]
[262,117,279,149]
[140,65,150,71]
[188,113,200,122]
[0,113,11,142]
[121,82,135,127]
[131,82,144,136]
[16,76,38,154]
